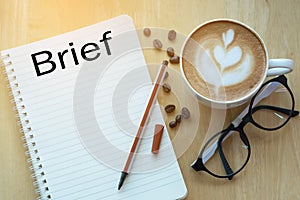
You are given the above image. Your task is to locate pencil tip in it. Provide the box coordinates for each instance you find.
[118,172,128,191]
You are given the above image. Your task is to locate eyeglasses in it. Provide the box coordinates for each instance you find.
[191,75,299,180]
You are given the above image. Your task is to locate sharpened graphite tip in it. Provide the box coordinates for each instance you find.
[118,172,128,190]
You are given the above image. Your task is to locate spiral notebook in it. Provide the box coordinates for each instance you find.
[1,15,187,200]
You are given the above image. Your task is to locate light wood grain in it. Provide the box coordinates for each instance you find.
[1,0,300,199]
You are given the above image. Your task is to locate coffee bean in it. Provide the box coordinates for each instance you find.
[167,47,175,57]
[168,30,176,41]
[170,55,179,64]
[165,104,176,113]
[181,107,190,119]
[153,39,163,49]
[162,83,171,93]
[164,71,169,79]
[162,60,169,66]
[169,120,177,128]
[175,114,182,123]
[143,28,151,37]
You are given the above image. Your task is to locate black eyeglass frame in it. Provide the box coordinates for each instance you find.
[192,75,299,180]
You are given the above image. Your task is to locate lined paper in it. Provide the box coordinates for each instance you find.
[2,15,187,200]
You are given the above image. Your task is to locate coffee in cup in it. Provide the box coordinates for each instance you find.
[180,19,293,108]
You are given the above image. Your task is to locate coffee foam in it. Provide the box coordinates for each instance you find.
[182,20,266,102]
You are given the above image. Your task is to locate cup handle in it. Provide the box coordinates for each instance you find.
[267,58,294,76]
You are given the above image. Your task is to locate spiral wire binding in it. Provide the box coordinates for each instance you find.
[1,53,51,199]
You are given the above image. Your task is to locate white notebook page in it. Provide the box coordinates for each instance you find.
[2,15,187,200]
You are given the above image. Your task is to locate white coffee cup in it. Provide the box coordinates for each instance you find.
[180,18,294,109]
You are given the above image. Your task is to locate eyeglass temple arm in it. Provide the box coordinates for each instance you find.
[252,105,299,117]
[217,137,234,180]
[217,127,251,180]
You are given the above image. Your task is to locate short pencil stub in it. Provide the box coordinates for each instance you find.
[152,124,164,154]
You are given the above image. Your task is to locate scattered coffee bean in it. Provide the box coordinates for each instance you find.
[162,83,171,93]
[168,30,176,41]
[153,39,163,49]
[164,71,169,79]
[167,47,175,57]
[165,104,176,113]
[175,114,182,123]
[162,60,168,66]
[181,107,190,119]
[169,120,177,128]
[170,55,180,64]
[143,27,151,37]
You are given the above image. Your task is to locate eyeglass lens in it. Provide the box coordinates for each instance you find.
[201,130,249,177]
[251,82,293,129]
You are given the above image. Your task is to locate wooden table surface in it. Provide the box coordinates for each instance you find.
[1,0,300,199]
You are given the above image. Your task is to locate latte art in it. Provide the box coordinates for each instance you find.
[195,28,252,87]
[214,29,242,72]
[182,20,266,102]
